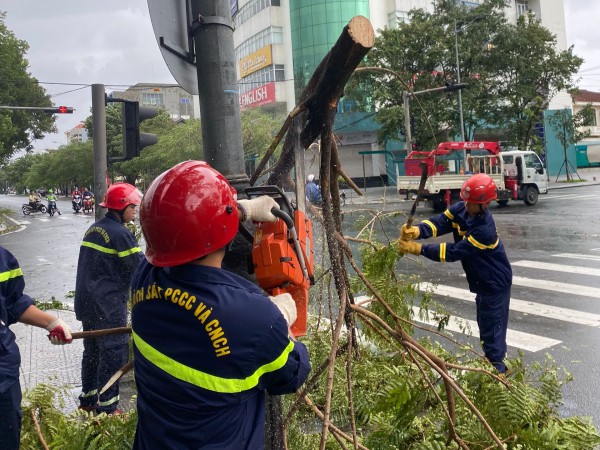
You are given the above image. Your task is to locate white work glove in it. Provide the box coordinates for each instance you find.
[269,293,297,327]
[46,318,73,345]
[237,196,280,222]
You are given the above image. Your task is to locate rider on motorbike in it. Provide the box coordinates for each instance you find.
[47,189,61,216]
[72,188,82,213]
[28,191,41,210]
[82,188,94,203]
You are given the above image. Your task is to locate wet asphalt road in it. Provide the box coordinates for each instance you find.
[2,187,600,425]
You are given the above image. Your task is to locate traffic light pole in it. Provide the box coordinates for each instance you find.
[190,0,249,192]
[91,84,108,221]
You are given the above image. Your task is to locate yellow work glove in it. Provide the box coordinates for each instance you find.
[396,239,422,256]
[401,224,420,240]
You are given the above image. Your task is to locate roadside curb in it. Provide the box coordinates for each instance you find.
[0,213,25,235]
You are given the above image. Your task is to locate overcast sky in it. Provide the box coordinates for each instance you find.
[1,0,597,151]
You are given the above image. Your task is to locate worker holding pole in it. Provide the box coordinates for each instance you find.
[397,174,513,373]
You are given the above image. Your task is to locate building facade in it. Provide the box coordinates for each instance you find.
[65,123,88,145]
[232,0,568,184]
[110,83,200,121]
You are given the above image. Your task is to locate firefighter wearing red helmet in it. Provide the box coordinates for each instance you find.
[131,161,311,449]
[398,173,513,373]
[74,182,144,414]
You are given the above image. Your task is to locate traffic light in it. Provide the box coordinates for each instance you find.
[42,106,74,114]
[122,101,159,160]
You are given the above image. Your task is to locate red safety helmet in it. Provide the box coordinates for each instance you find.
[99,183,142,210]
[140,160,239,267]
[460,173,497,204]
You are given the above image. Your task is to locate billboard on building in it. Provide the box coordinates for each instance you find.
[239,46,272,78]
[239,82,276,110]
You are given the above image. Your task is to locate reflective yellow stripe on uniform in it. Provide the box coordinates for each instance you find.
[439,243,447,262]
[451,222,467,236]
[0,268,23,282]
[82,241,141,258]
[467,236,499,250]
[132,330,295,394]
[444,209,454,220]
[422,220,437,237]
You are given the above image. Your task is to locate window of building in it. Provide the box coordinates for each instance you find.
[516,0,529,17]
[234,0,279,28]
[387,10,409,29]
[141,93,164,106]
[238,65,285,95]
[236,27,283,60]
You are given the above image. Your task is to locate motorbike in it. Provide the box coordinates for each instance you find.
[22,201,47,215]
[72,194,82,213]
[47,200,61,217]
[83,196,94,215]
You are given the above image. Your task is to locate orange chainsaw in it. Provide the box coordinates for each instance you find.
[245,186,314,337]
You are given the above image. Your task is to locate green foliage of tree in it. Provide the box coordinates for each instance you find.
[116,118,203,187]
[547,104,594,181]
[0,11,55,162]
[360,0,582,150]
[1,152,41,193]
[84,103,123,158]
[241,108,286,160]
[20,384,137,450]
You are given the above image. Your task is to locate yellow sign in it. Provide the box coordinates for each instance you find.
[239,46,272,78]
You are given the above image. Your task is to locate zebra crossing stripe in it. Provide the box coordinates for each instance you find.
[542,193,595,200]
[512,276,600,299]
[512,260,600,277]
[419,282,600,327]
[355,295,561,351]
[553,253,600,262]
[410,306,561,352]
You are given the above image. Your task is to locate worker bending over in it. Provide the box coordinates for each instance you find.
[397,174,513,373]
[131,161,311,449]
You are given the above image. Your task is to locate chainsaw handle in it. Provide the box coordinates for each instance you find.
[271,208,294,230]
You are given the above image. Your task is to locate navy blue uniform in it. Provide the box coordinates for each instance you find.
[416,202,512,371]
[0,247,34,449]
[131,260,311,449]
[74,212,143,413]
[306,181,323,205]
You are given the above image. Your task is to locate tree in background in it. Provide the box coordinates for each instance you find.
[1,107,280,191]
[356,0,582,151]
[0,11,55,162]
[547,104,594,181]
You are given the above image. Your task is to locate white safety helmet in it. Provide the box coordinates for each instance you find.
[307,174,315,183]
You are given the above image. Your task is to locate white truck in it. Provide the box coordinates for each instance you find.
[397,141,548,212]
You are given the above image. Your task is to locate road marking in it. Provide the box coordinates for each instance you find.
[543,194,581,199]
[419,282,600,327]
[512,276,600,298]
[411,306,561,352]
[553,253,600,262]
[355,295,561,352]
[513,260,600,277]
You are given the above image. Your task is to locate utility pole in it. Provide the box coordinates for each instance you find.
[188,2,281,448]
[190,0,248,192]
[91,84,108,221]
[454,20,466,143]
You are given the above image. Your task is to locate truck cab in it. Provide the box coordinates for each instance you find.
[500,150,548,206]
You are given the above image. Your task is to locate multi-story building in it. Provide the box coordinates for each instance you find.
[232,0,568,184]
[572,90,600,168]
[65,123,88,145]
[110,83,200,121]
